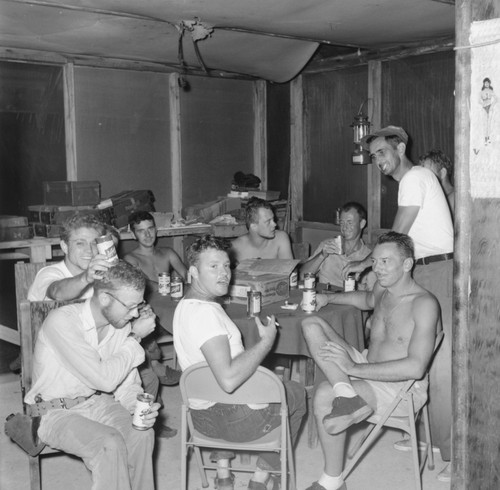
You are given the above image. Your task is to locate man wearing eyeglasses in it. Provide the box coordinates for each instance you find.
[27,213,178,439]
[25,261,159,490]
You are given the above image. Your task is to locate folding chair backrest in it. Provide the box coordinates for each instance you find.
[19,299,83,398]
[15,262,52,329]
[180,362,285,406]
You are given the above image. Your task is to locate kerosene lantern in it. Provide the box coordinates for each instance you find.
[350,107,371,165]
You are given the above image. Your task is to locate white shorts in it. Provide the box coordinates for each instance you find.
[349,348,428,417]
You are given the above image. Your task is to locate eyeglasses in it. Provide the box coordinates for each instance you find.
[105,292,145,312]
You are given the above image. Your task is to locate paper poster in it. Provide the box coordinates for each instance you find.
[470,18,500,198]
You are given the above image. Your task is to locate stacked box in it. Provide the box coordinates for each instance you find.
[28,205,96,225]
[43,181,101,206]
[106,190,156,228]
[32,223,65,238]
[0,215,32,241]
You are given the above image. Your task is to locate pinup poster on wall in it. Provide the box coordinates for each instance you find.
[470,18,500,199]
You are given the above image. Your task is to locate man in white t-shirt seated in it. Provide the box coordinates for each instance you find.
[174,235,306,490]
[300,202,373,290]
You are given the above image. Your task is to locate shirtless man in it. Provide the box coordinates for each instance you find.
[124,211,188,284]
[301,231,440,490]
[124,210,184,389]
[230,197,293,265]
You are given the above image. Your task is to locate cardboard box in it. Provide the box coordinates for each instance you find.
[0,225,32,241]
[27,205,96,224]
[33,223,64,238]
[107,190,156,229]
[183,197,241,223]
[229,258,300,306]
[43,181,101,206]
[0,215,28,228]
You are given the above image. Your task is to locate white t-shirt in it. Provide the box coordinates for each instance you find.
[28,261,93,301]
[173,298,246,409]
[398,166,454,259]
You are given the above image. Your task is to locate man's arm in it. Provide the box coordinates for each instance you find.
[392,206,420,234]
[276,230,293,259]
[165,249,188,282]
[315,289,376,312]
[200,316,277,393]
[46,255,111,300]
[44,308,151,392]
[320,294,439,382]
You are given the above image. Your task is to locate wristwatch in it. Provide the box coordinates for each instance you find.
[127,332,142,344]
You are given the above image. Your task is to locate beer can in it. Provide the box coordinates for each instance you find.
[301,289,316,313]
[95,234,119,265]
[344,273,356,292]
[170,273,184,301]
[289,269,298,289]
[158,272,170,295]
[304,272,316,290]
[334,235,344,255]
[247,290,261,317]
[132,393,155,430]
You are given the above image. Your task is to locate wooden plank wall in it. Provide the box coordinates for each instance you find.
[302,67,369,223]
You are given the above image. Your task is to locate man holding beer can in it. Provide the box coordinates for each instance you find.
[300,202,373,290]
[25,261,160,490]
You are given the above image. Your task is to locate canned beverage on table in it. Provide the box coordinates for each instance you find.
[158,272,170,296]
[170,273,184,301]
[289,269,298,289]
[344,273,356,292]
[301,289,316,313]
[95,234,119,265]
[132,393,155,430]
[247,290,261,317]
[304,272,316,290]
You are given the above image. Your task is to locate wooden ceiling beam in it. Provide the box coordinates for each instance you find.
[304,37,455,73]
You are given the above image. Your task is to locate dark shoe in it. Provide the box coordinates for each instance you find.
[322,395,373,435]
[248,474,279,490]
[157,365,182,386]
[214,473,235,490]
[155,423,177,438]
[305,482,346,490]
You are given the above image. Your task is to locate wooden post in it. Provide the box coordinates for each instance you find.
[290,76,305,233]
[253,80,267,189]
[454,1,500,488]
[169,73,183,257]
[367,60,382,242]
[63,62,77,180]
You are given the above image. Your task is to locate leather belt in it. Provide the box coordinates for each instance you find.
[27,392,102,417]
[415,253,453,266]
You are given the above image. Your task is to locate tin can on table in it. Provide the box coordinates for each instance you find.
[247,290,261,317]
[301,289,317,313]
[95,234,119,265]
[158,272,170,296]
[304,272,316,290]
[170,273,184,301]
[132,393,155,430]
[289,269,298,289]
[344,273,356,292]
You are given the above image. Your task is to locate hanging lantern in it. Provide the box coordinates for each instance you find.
[350,110,371,165]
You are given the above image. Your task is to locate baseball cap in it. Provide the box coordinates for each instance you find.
[360,125,409,150]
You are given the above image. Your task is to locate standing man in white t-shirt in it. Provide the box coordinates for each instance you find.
[344,126,453,482]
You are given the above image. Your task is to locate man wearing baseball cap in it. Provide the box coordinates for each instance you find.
[344,125,453,482]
